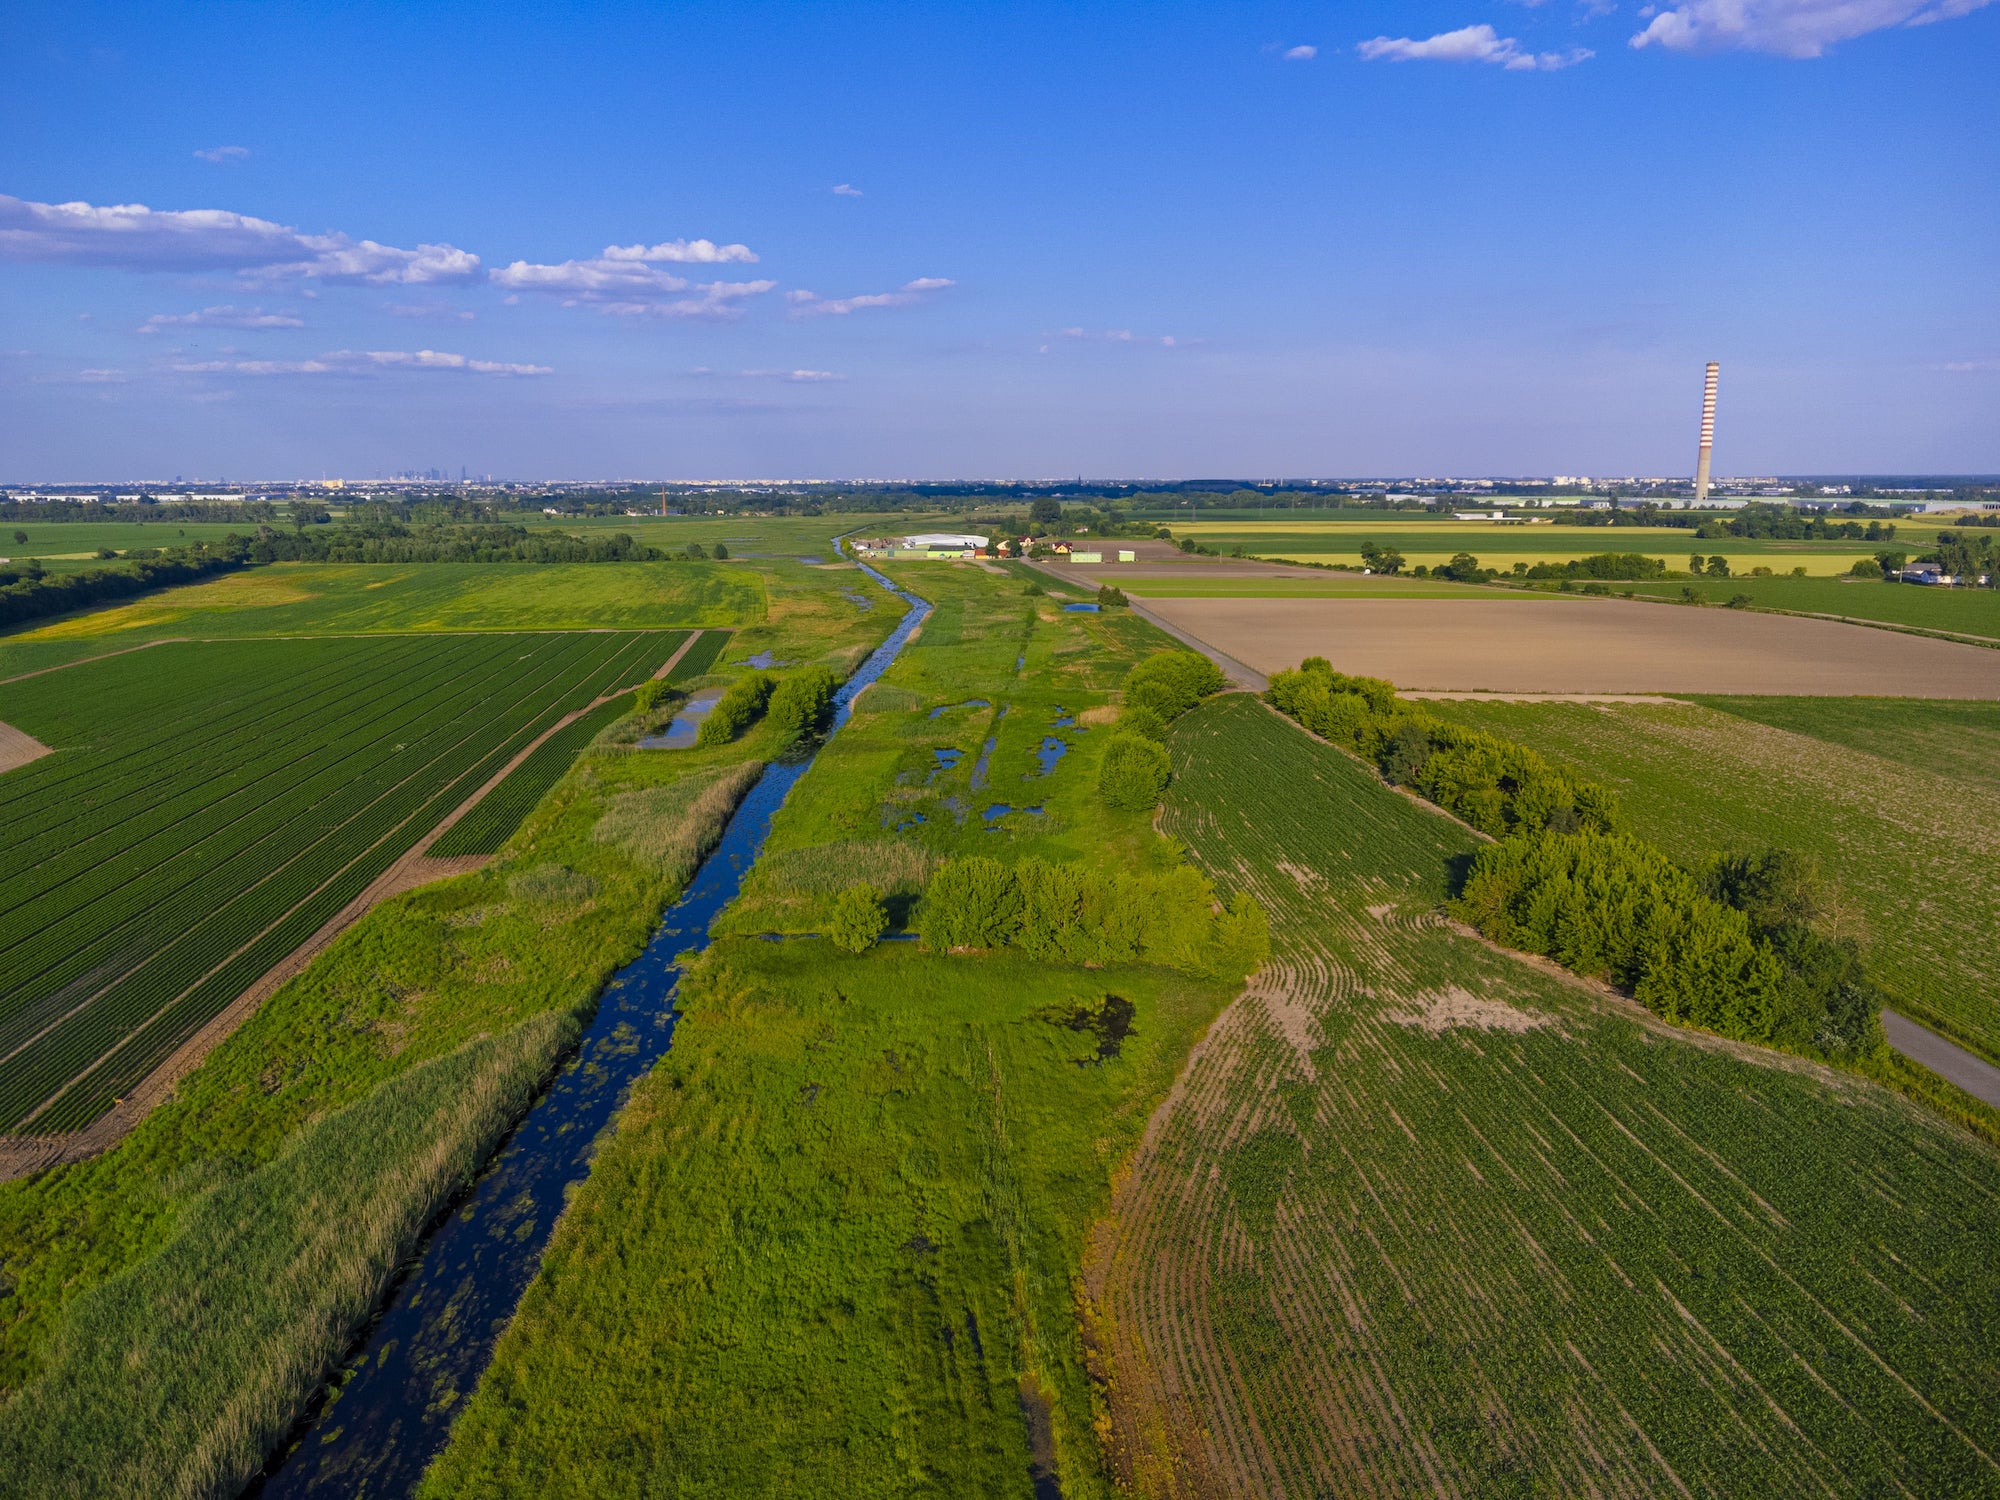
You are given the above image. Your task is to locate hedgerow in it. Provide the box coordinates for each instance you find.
[916,854,1267,980]
[765,665,843,748]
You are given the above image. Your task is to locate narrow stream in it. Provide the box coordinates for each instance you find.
[250,561,929,1500]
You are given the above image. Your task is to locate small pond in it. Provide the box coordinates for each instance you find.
[1063,602,1100,613]
[926,698,990,719]
[636,688,724,749]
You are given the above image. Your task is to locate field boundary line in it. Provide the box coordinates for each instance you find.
[1022,559,1271,690]
[0,636,185,685]
[1402,691,1688,704]
[650,629,702,680]
[0,721,53,775]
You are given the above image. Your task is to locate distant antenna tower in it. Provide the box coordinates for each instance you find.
[1693,362,1720,506]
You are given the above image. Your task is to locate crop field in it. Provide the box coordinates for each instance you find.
[1616,574,2000,640]
[1094,695,2000,1497]
[1167,521,1895,576]
[1141,594,2000,696]
[1425,696,2000,1062]
[5,558,758,646]
[0,629,680,1133]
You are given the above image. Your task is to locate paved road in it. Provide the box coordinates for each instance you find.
[1884,1010,2000,1110]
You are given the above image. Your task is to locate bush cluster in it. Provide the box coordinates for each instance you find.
[1454,832,1881,1055]
[695,673,774,747]
[765,665,843,747]
[916,855,1267,979]
[1267,660,1623,839]
[1098,649,1226,812]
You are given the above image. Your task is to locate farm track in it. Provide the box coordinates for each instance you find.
[1093,696,2000,1499]
[0,630,682,1135]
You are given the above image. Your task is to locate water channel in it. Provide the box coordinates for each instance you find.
[250,561,930,1499]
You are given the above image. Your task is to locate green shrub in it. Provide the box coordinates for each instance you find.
[633,678,670,713]
[918,856,1267,979]
[917,857,1023,950]
[766,665,842,748]
[827,883,888,953]
[1117,704,1169,741]
[696,672,773,747]
[1454,830,1789,1042]
[1123,650,1224,723]
[1097,584,1128,607]
[1099,733,1172,811]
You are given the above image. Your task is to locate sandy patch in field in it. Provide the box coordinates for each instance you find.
[0,721,52,775]
[1143,597,2000,697]
[1385,986,1550,1035]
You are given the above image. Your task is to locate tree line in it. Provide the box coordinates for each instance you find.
[0,546,245,629]
[240,522,684,564]
[1266,660,1885,1057]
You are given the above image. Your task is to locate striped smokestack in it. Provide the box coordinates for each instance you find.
[1693,361,1719,506]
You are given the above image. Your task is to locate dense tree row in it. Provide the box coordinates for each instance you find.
[1267,662,1624,838]
[0,547,245,628]
[239,522,669,564]
[0,500,279,524]
[766,666,842,748]
[913,855,1267,979]
[1266,662,1885,1057]
[1454,833,1882,1055]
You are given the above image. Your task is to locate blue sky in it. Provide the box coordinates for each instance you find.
[3,1,1994,480]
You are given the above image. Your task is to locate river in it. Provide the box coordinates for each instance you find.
[249,560,928,1499]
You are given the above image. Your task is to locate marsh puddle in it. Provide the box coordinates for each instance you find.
[636,688,724,749]
[926,698,990,719]
[981,802,1044,825]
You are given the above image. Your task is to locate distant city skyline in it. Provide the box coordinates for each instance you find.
[3,0,1995,479]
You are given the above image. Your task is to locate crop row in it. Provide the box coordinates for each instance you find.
[1106,696,2000,1496]
[0,634,543,936]
[0,634,615,1034]
[429,691,636,858]
[0,630,678,1133]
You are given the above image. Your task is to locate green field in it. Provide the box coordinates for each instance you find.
[1617,573,2000,639]
[1423,696,2000,1062]
[1173,520,1907,577]
[0,631,681,1132]
[1095,694,2000,1496]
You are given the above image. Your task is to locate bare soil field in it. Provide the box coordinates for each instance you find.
[1143,595,2000,696]
[0,722,51,776]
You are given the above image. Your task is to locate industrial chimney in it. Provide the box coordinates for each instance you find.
[1693,362,1719,506]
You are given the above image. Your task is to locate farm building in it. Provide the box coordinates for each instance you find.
[852,532,989,560]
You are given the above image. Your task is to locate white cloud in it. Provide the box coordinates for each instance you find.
[832,183,864,197]
[788,278,957,317]
[1058,327,1183,348]
[387,302,475,321]
[1359,22,1594,68]
[138,304,304,334]
[1283,43,1319,59]
[1630,0,1995,56]
[35,368,130,384]
[694,367,845,382]
[0,194,480,283]
[172,348,550,377]
[490,242,769,318]
[192,146,250,164]
[1938,359,1999,372]
[600,238,758,264]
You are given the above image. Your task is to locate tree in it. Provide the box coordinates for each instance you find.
[11,530,26,545]
[766,665,842,747]
[918,857,1023,949]
[1097,583,1128,607]
[712,542,730,560]
[1029,496,1063,528]
[1123,650,1223,723]
[1358,540,1405,574]
[828,883,887,952]
[1099,732,1172,810]
[633,679,669,713]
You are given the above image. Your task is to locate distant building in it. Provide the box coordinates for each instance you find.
[851,531,988,560]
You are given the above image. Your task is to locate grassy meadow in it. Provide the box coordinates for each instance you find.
[1095,694,2000,1497]
[420,563,1259,1497]
[1617,572,2000,639]
[1424,696,2000,1063]
[0,521,256,574]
